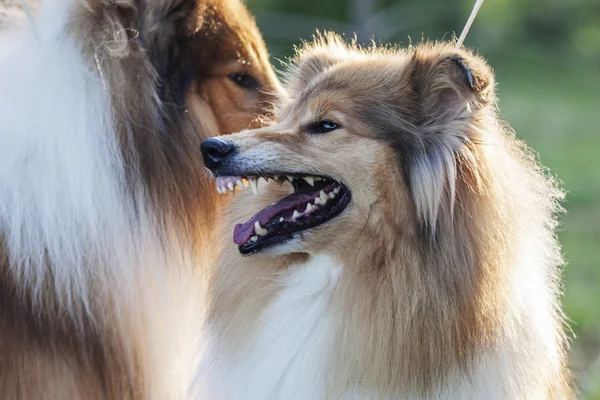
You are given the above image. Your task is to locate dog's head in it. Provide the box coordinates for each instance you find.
[45,0,283,231]
[201,34,495,255]
[70,0,280,137]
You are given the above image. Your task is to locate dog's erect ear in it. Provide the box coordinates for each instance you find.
[286,33,351,95]
[405,45,494,126]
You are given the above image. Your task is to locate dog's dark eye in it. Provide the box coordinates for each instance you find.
[228,72,260,90]
[307,120,340,134]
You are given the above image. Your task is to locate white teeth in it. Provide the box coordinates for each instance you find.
[221,186,227,194]
[254,221,267,236]
[236,179,244,189]
[315,191,328,205]
[249,178,259,195]
[250,235,258,243]
[273,175,279,181]
[314,177,322,181]
[260,177,268,184]
[302,176,315,186]
[292,210,301,219]
[328,191,336,199]
[227,182,234,192]
[313,190,329,205]
[319,190,328,203]
[216,184,222,194]
[279,217,284,222]
[305,203,313,212]
[333,187,341,194]
[286,175,294,182]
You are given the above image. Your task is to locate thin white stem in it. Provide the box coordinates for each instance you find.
[456,0,485,48]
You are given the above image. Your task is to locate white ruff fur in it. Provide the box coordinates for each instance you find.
[0,1,199,396]
[198,254,342,399]
[198,252,557,399]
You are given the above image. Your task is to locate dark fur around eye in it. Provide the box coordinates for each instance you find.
[228,72,260,90]
[305,120,340,134]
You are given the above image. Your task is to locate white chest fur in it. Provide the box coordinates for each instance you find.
[198,254,342,400]
[197,252,549,400]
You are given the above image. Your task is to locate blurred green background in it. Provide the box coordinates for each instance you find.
[246,0,600,397]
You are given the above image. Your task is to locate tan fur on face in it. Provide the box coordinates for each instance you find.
[203,34,573,398]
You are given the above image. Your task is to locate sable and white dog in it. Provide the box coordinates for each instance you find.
[0,0,279,398]
[198,35,574,399]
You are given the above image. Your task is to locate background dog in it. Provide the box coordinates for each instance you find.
[0,0,279,398]
[199,34,573,399]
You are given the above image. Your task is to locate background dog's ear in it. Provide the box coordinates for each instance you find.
[286,33,351,95]
[405,45,494,126]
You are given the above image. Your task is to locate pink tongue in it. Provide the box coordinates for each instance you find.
[233,191,319,245]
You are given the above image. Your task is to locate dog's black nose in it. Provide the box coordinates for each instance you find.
[201,138,236,171]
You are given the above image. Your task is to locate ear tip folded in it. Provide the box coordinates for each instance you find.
[449,54,492,93]
[451,56,475,89]
[412,43,494,94]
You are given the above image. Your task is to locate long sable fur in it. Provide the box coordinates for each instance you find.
[199,34,574,399]
[0,0,278,398]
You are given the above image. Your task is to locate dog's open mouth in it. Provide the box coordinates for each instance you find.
[215,175,351,254]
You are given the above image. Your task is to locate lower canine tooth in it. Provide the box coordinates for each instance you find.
[254,221,267,236]
[249,179,259,195]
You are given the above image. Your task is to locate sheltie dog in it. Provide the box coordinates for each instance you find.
[198,34,574,399]
[0,0,278,398]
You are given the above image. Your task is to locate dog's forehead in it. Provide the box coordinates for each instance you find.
[280,56,413,127]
